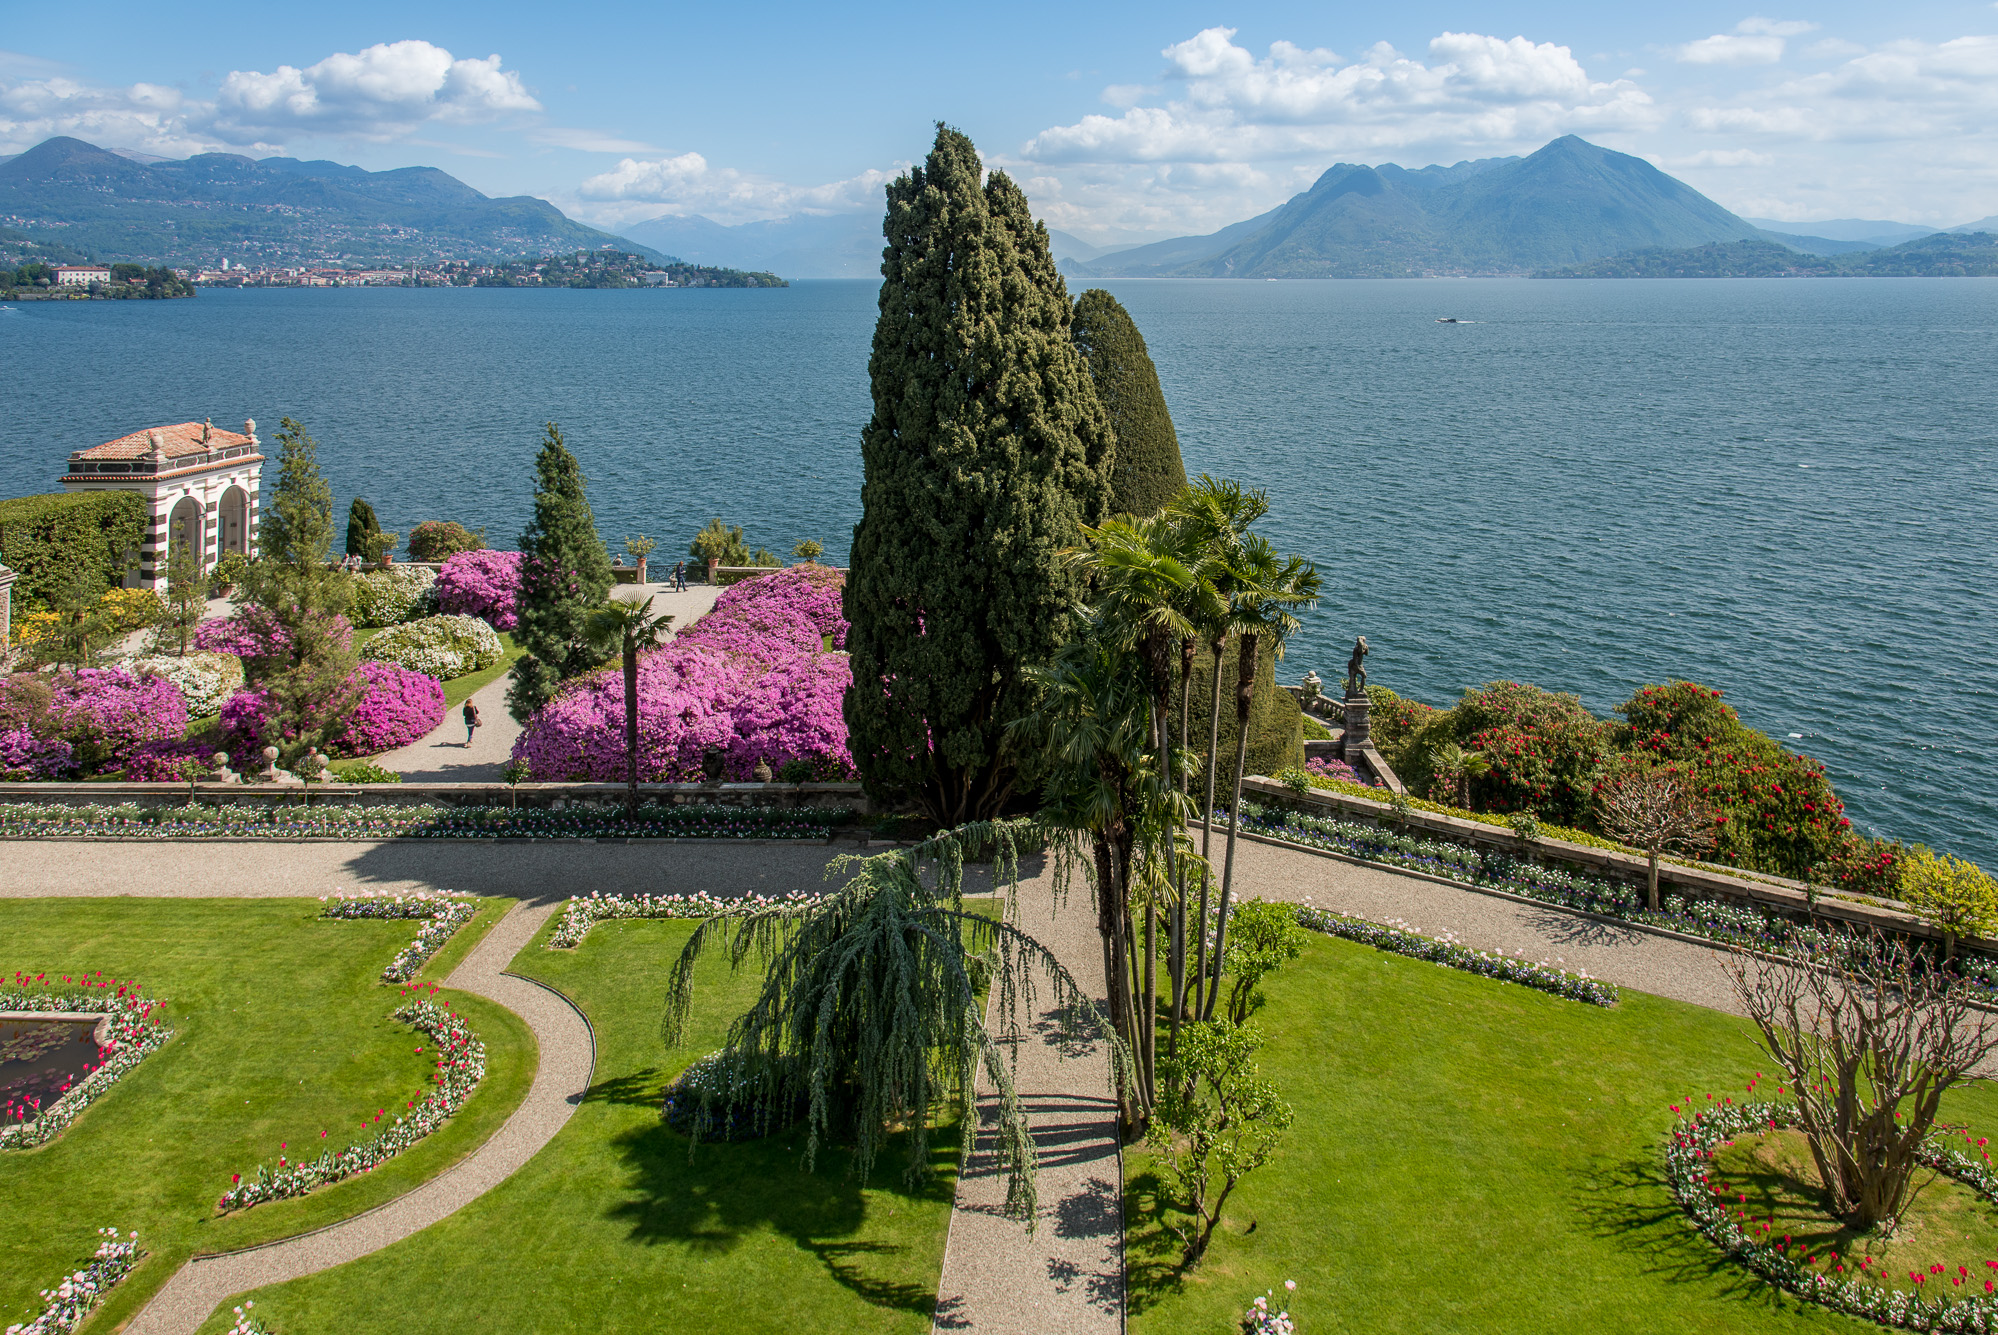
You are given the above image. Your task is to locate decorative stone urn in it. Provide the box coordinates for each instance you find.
[752,758,774,783]
[701,747,727,784]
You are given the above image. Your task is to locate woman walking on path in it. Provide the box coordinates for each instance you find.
[463,700,482,747]
[672,559,687,591]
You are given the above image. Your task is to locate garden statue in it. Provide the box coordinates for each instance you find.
[1301,670,1323,704]
[1344,636,1369,698]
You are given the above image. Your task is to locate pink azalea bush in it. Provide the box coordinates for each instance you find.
[434,550,524,631]
[219,660,445,760]
[124,737,217,782]
[47,668,189,773]
[0,728,75,779]
[194,605,355,678]
[514,564,854,782]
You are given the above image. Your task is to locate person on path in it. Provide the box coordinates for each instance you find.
[673,559,686,592]
[463,700,481,747]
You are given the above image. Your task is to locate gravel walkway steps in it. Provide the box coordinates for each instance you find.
[933,864,1123,1334]
[121,897,591,1335]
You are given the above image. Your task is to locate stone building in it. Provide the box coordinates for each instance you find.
[60,419,264,588]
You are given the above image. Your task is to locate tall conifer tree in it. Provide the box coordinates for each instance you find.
[507,422,614,721]
[1073,289,1187,517]
[345,497,380,559]
[845,125,1113,823]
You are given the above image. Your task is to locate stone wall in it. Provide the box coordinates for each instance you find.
[0,779,872,815]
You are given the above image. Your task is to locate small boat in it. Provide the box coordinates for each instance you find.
[1436,317,1461,323]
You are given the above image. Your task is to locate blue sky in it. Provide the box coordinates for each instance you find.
[5,0,1997,237]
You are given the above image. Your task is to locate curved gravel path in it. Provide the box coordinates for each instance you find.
[104,897,593,1335]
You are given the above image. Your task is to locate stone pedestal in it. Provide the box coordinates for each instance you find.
[1340,693,1371,761]
[0,564,14,662]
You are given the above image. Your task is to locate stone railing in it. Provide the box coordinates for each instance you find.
[0,780,872,815]
[1235,774,1983,949]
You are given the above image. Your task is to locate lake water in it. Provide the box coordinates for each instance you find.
[1,279,1993,865]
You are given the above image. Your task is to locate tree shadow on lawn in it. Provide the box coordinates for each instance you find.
[606,1114,961,1317]
[1123,1166,1195,1314]
[1573,1153,1808,1312]
[579,1068,670,1108]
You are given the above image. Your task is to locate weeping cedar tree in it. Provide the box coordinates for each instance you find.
[238,418,362,762]
[345,497,380,559]
[844,124,1114,825]
[662,823,1131,1222]
[507,423,614,722]
[1072,289,1186,518]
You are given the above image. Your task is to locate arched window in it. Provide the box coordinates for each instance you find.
[169,496,206,573]
[219,486,250,555]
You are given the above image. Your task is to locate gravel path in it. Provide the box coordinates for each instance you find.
[933,864,1124,1334]
[124,897,593,1335]
[1229,833,1752,1016]
[375,675,521,782]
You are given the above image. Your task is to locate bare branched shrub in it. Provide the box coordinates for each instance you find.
[1724,930,1998,1229]
[1596,766,1716,911]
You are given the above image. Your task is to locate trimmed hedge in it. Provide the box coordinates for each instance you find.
[1187,631,1304,783]
[0,491,148,609]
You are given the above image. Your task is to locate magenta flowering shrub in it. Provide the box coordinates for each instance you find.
[46,668,189,773]
[0,727,75,779]
[193,606,355,678]
[339,661,446,755]
[219,661,445,760]
[124,737,216,782]
[710,564,847,648]
[1305,756,1366,785]
[514,565,854,782]
[434,550,524,631]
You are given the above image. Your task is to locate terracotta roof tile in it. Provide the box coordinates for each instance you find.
[75,421,257,461]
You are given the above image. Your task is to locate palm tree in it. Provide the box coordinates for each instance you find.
[1201,535,1320,1021]
[1165,477,1268,1016]
[1012,623,1161,1126]
[584,595,675,815]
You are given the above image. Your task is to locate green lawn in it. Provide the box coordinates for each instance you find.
[200,914,962,1334]
[0,898,533,1333]
[1126,933,1998,1333]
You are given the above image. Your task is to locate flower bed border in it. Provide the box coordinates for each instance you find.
[549,889,825,949]
[1667,1098,1998,1329]
[5,1227,144,1335]
[1,980,172,1151]
[217,991,485,1213]
[320,891,477,983]
[0,800,856,841]
[1294,907,1618,1006]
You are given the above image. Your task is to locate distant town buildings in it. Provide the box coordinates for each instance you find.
[61,419,264,588]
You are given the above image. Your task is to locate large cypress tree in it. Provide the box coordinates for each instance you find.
[845,125,1113,823]
[1073,289,1186,517]
[506,422,614,722]
[345,497,380,559]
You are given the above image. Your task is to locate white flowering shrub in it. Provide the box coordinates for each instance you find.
[6,1227,143,1335]
[350,565,438,628]
[127,651,244,719]
[360,614,501,680]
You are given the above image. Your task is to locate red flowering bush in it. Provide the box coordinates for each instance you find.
[1450,681,1615,825]
[1615,680,1875,884]
[513,565,853,782]
[433,550,523,632]
[220,660,444,760]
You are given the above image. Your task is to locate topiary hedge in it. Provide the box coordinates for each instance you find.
[361,614,502,680]
[1186,632,1304,786]
[350,565,437,628]
[0,491,148,610]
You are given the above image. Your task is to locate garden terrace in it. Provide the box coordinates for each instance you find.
[1236,775,1984,958]
[0,897,534,1332]
[189,912,962,1334]
[0,782,867,813]
[1122,926,1998,1333]
[0,796,866,840]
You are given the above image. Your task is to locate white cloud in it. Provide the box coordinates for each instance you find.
[1024,28,1654,167]
[530,126,659,153]
[1676,18,1818,65]
[212,42,537,139]
[570,152,898,226]
[0,41,536,157]
[1685,35,1998,140]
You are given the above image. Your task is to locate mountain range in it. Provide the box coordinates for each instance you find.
[0,137,663,267]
